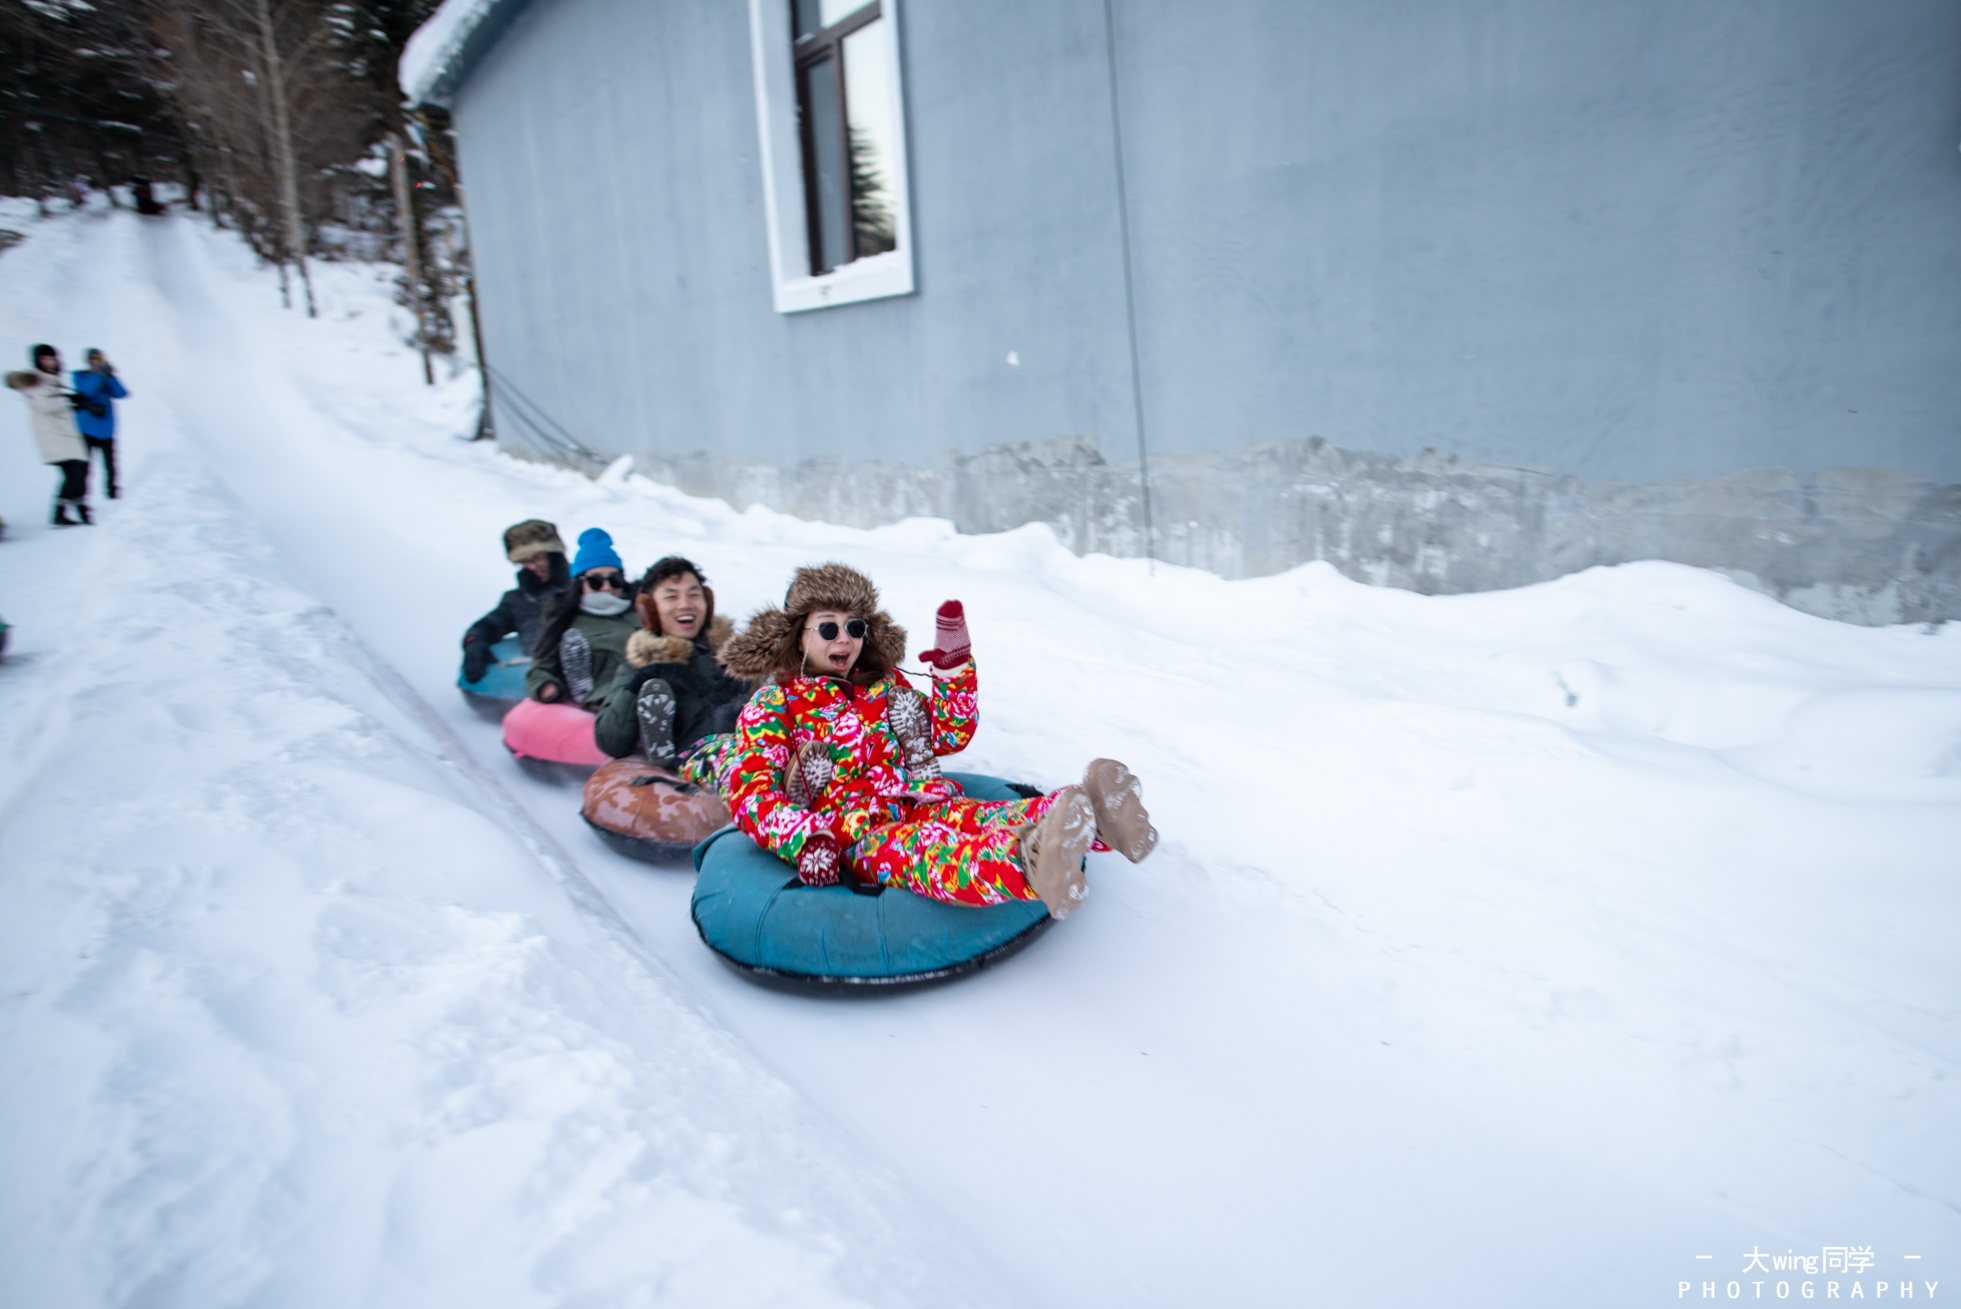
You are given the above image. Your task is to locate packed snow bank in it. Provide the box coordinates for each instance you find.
[0,203,997,1309]
[2,202,1957,1306]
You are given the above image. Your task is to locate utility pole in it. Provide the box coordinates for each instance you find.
[387,132,432,384]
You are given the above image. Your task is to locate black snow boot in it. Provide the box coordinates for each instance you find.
[559,628,594,705]
[51,501,77,527]
[634,677,679,769]
[75,502,92,525]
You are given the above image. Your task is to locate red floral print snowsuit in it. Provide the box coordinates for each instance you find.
[720,662,1060,905]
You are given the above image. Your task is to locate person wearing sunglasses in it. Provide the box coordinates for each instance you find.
[704,563,1158,921]
[525,528,639,707]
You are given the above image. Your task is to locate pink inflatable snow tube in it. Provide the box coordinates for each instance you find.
[501,697,610,765]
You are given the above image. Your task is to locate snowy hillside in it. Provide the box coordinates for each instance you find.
[0,202,1955,1308]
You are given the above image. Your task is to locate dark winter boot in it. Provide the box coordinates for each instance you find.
[51,502,77,527]
[635,677,679,769]
[1082,758,1157,863]
[1018,788,1095,920]
[559,628,594,705]
[884,683,942,781]
[75,502,92,525]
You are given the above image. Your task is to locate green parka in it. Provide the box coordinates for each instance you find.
[525,606,641,703]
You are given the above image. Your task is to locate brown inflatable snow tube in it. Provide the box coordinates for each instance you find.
[582,756,731,864]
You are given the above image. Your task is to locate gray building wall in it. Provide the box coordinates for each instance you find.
[448,0,1961,620]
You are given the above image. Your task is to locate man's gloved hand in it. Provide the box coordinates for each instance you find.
[462,637,492,683]
[916,600,972,669]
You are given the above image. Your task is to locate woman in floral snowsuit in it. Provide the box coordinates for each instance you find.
[704,563,1158,919]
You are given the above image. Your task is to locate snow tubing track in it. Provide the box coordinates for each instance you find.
[459,637,527,720]
[691,772,1054,993]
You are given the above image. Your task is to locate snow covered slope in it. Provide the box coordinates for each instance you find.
[0,203,1955,1307]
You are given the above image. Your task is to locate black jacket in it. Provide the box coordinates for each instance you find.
[592,623,750,759]
[463,565,562,657]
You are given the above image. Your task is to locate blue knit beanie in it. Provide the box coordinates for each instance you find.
[570,527,624,576]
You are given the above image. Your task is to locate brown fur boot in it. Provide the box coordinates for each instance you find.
[1017,788,1096,920]
[884,683,942,781]
[785,739,834,810]
[1082,759,1157,863]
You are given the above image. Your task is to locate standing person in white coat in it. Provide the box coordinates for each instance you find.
[5,344,90,526]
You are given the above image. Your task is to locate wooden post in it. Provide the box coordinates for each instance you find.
[386,132,432,385]
[414,111,492,436]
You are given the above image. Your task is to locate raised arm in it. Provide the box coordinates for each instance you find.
[929,661,977,755]
[916,600,977,755]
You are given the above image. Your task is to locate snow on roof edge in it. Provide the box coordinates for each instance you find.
[399,0,533,108]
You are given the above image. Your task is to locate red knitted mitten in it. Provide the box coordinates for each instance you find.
[797,833,842,887]
[916,600,972,669]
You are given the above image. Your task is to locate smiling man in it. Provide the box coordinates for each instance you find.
[592,556,746,766]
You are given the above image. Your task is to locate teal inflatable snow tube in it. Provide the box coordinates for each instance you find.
[691,772,1054,992]
[459,637,528,718]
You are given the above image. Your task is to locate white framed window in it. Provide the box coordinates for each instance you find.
[748,0,916,313]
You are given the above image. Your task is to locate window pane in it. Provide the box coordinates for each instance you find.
[820,0,870,29]
[842,18,897,259]
[792,0,825,41]
[800,53,850,273]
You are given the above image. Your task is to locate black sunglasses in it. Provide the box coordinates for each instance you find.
[808,619,867,641]
[582,573,627,591]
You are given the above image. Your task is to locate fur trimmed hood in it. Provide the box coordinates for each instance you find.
[718,562,908,686]
[9,367,86,464]
[625,615,733,669]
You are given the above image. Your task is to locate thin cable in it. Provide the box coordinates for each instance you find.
[488,375,592,464]
[482,361,603,466]
[1102,0,1155,574]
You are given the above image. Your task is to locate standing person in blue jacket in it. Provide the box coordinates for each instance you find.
[71,349,127,500]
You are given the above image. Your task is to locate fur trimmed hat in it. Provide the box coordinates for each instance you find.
[718,562,908,685]
[503,519,567,563]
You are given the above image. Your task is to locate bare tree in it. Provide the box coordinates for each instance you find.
[156,0,345,315]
